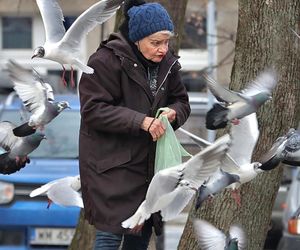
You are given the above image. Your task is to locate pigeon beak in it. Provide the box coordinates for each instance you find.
[43,135,47,140]
[31,54,36,59]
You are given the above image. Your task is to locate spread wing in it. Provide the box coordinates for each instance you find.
[60,0,124,53]
[242,69,277,97]
[7,60,53,114]
[227,113,259,166]
[183,134,231,187]
[36,0,66,43]
[193,219,226,250]
[0,121,18,151]
[202,73,244,103]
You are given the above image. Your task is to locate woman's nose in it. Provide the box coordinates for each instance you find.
[158,44,168,53]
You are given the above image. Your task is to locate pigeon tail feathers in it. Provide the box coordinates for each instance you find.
[13,122,36,137]
[206,103,229,130]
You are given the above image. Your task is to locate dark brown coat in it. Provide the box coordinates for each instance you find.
[79,32,190,234]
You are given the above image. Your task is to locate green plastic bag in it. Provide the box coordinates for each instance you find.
[154,107,191,173]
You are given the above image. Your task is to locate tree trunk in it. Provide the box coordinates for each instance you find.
[178,1,300,250]
[68,210,96,250]
[114,0,188,54]
[69,1,188,249]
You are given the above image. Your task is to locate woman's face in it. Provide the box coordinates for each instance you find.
[136,31,171,63]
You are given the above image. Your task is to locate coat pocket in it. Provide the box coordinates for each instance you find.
[87,148,131,174]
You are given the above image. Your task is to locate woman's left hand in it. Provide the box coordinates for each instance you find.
[160,108,176,123]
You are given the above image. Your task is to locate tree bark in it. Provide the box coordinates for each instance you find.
[68,210,96,250]
[178,1,300,250]
[69,1,188,249]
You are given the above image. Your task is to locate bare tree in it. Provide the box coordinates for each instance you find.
[178,1,300,250]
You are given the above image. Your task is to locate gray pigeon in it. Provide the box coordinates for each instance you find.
[32,0,124,85]
[193,219,246,250]
[121,134,231,230]
[260,128,300,170]
[0,121,46,174]
[204,69,277,130]
[6,60,70,137]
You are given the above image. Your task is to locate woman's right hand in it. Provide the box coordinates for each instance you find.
[141,117,166,141]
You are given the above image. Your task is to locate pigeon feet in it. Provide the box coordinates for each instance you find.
[61,65,68,87]
[47,198,53,209]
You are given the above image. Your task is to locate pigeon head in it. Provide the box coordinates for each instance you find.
[226,237,239,250]
[251,92,271,108]
[71,175,81,191]
[57,101,70,112]
[32,46,45,59]
[253,162,264,172]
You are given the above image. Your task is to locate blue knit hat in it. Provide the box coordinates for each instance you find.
[128,3,174,42]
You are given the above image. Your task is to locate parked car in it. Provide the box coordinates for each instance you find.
[277,167,300,250]
[0,92,80,250]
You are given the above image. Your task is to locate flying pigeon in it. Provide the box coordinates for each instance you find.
[203,69,277,130]
[260,128,300,170]
[32,0,124,86]
[193,219,247,250]
[196,113,266,208]
[7,60,70,137]
[121,134,231,230]
[30,175,83,208]
[0,121,46,174]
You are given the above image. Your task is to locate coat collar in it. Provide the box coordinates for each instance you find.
[100,33,181,104]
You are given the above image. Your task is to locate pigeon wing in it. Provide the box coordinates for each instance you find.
[47,184,84,208]
[183,134,231,187]
[202,73,244,103]
[0,121,19,151]
[29,179,58,197]
[159,186,194,221]
[193,219,226,250]
[229,225,247,250]
[60,0,123,53]
[7,60,49,114]
[227,113,259,166]
[242,69,277,97]
[36,0,65,43]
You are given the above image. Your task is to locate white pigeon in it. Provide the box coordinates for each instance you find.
[32,0,124,85]
[193,219,247,250]
[222,113,263,188]
[204,69,277,129]
[30,175,83,208]
[121,134,231,229]
[7,59,70,137]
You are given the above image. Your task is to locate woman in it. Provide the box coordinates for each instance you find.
[79,1,191,249]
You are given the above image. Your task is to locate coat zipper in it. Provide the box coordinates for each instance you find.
[154,59,178,96]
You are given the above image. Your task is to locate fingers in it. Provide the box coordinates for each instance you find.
[160,108,176,123]
[148,118,166,141]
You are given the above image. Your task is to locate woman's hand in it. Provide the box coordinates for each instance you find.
[160,108,176,123]
[141,117,166,141]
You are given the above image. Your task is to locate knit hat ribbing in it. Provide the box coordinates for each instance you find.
[128,3,174,42]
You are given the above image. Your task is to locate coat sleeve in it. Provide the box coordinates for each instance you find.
[166,65,191,129]
[79,49,146,135]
